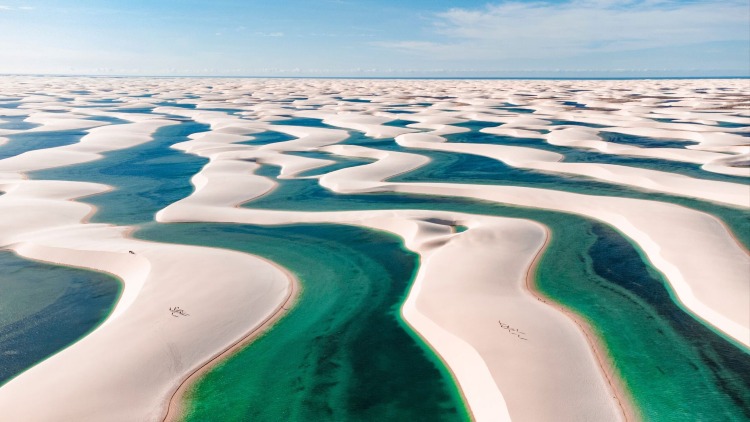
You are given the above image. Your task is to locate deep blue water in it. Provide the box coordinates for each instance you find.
[270,117,339,129]
[240,130,296,146]
[453,120,501,131]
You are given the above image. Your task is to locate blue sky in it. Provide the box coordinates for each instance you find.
[1,0,748,77]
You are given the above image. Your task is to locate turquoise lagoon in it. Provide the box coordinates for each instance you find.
[1,105,748,421]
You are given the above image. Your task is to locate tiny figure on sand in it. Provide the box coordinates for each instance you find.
[169,306,189,317]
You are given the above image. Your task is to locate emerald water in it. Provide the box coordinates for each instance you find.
[4,106,749,421]
[136,223,468,421]
[244,172,750,419]
[27,120,471,420]
[242,124,750,419]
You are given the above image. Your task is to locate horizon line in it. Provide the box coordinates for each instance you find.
[1,73,749,81]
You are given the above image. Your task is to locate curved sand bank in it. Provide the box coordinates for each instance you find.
[0,120,294,421]
[162,261,300,422]
[157,206,625,422]
[394,132,748,207]
[314,144,750,347]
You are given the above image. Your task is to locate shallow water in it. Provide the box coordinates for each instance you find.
[0,252,119,386]
[244,130,750,419]
[444,129,748,185]
[3,103,749,421]
[136,223,469,422]
[0,129,87,160]
[32,121,211,225]
[25,119,470,420]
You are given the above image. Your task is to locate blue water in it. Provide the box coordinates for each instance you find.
[382,119,416,128]
[155,101,197,109]
[270,117,339,129]
[32,121,210,225]
[453,120,502,131]
[716,121,749,129]
[599,131,697,149]
[2,95,748,420]
[0,115,39,131]
[0,252,119,386]
[0,129,88,160]
[444,130,749,185]
[497,107,535,113]
[240,130,296,146]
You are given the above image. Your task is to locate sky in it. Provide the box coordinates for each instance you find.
[0,0,748,77]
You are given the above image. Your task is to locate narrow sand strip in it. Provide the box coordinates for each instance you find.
[395,132,749,207]
[162,261,300,422]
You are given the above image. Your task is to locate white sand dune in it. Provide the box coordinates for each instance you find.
[311,143,750,346]
[395,132,749,207]
[0,114,107,137]
[157,202,625,422]
[0,119,291,421]
[156,111,750,350]
[0,76,748,422]
[0,119,177,175]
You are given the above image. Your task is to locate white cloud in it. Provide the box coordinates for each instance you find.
[375,0,749,60]
[256,31,285,37]
[0,5,34,11]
